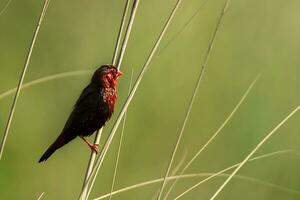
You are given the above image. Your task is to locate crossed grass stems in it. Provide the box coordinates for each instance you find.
[0,0,299,200]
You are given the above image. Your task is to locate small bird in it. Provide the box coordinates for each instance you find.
[39,65,123,162]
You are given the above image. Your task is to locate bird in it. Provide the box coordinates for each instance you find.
[39,65,123,163]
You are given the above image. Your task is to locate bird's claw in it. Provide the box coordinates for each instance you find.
[89,144,99,154]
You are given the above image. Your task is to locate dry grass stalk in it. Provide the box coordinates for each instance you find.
[0,0,51,160]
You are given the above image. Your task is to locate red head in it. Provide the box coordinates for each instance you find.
[91,65,123,88]
[91,65,123,113]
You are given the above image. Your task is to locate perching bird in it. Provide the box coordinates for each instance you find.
[39,65,123,162]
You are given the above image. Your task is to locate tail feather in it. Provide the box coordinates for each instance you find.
[39,132,76,163]
[39,143,58,163]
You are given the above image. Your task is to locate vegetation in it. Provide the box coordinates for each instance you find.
[0,0,300,199]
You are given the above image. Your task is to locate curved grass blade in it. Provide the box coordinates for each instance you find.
[93,150,298,200]
[0,70,91,101]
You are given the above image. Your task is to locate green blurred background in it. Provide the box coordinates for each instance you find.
[0,0,300,199]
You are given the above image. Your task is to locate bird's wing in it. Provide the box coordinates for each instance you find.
[75,84,98,107]
[39,84,107,162]
[63,84,108,133]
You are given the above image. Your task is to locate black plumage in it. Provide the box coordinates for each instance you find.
[39,65,122,162]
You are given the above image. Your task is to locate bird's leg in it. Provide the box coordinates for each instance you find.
[80,136,99,154]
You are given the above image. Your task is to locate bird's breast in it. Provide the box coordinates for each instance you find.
[101,87,117,114]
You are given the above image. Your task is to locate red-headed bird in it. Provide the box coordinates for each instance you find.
[39,65,123,162]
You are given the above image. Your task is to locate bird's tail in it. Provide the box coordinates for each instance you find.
[38,132,76,163]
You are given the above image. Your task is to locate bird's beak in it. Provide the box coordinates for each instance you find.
[117,70,123,78]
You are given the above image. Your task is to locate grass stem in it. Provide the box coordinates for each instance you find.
[156,1,229,199]
[112,0,132,66]
[0,0,13,16]
[159,0,210,54]
[174,106,300,199]
[163,73,260,200]
[37,192,45,200]
[208,105,300,200]
[116,0,139,70]
[93,150,297,200]
[80,1,135,199]
[0,70,92,100]
[0,0,51,160]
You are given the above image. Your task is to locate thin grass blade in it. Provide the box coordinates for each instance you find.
[0,70,91,100]
[159,0,210,54]
[93,150,297,200]
[112,0,132,65]
[156,1,230,199]
[208,105,300,200]
[0,0,51,160]
[0,0,12,16]
[80,1,135,199]
[152,151,188,200]
[163,73,260,200]
[174,106,300,199]
[116,0,139,70]
[37,192,45,200]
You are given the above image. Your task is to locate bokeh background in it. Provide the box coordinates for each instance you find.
[0,0,300,199]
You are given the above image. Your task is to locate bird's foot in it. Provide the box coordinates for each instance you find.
[89,143,99,154]
[81,136,100,154]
